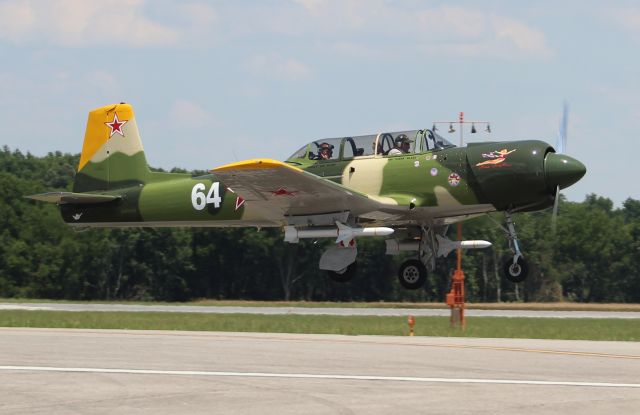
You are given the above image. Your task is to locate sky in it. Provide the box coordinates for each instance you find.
[0,0,638,206]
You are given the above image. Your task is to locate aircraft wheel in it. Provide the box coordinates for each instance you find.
[327,262,357,283]
[503,257,529,283]
[398,259,427,290]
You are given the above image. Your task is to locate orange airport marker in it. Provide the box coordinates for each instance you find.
[408,315,416,336]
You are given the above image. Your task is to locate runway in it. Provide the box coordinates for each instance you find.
[0,328,638,414]
[2,302,640,318]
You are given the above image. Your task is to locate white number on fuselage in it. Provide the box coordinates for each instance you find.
[191,182,222,210]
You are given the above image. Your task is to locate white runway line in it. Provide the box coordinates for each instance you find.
[2,303,640,318]
[1,366,639,389]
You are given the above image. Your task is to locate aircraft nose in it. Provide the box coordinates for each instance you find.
[544,152,586,190]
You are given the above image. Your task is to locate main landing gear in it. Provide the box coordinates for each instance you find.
[397,259,427,289]
[284,220,511,289]
[387,226,494,289]
[284,222,393,284]
[387,227,442,291]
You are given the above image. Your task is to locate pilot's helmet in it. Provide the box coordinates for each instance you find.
[319,142,334,156]
[395,134,412,146]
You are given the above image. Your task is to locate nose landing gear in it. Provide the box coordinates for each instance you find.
[502,212,529,283]
[504,256,528,283]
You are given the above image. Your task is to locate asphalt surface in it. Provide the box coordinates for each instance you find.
[0,328,639,414]
[1,302,640,318]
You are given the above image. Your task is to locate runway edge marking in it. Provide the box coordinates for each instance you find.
[1,366,639,389]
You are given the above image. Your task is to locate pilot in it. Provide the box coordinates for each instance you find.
[318,142,334,160]
[387,134,412,155]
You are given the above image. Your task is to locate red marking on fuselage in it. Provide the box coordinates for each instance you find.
[271,188,298,196]
[235,196,245,211]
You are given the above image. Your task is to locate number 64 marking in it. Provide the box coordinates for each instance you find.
[191,182,222,210]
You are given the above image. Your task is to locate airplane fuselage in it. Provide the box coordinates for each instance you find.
[29,103,586,287]
[60,139,584,228]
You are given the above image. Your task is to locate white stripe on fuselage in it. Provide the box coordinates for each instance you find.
[341,158,398,205]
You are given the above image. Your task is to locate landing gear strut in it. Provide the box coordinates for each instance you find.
[502,212,529,283]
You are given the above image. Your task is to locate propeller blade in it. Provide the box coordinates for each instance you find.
[552,102,568,234]
[551,185,560,233]
[556,101,568,154]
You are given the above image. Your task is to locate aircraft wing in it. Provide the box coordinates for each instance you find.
[212,159,397,222]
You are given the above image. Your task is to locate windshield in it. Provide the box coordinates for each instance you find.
[288,140,341,161]
[288,144,309,160]
[414,130,456,152]
[343,134,377,158]
[431,130,456,149]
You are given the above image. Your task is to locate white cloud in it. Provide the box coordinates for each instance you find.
[178,2,218,26]
[491,15,551,59]
[246,54,311,81]
[169,100,215,129]
[0,1,550,59]
[0,0,219,47]
[608,7,640,39]
[291,0,327,14]
[415,6,489,38]
[47,0,178,47]
[0,0,35,42]
[251,2,553,61]
[85,71,123,97]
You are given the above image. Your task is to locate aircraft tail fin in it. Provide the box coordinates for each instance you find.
[73,103,150,192]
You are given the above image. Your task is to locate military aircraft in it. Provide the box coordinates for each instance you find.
[27,103,586,289]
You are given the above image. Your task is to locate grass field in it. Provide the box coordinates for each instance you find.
[1,310,639,341]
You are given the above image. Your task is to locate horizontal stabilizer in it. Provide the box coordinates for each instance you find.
[25,192,120,204]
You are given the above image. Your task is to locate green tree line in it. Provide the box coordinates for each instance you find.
[1,146,639,302]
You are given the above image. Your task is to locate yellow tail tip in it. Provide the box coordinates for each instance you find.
[78,103,137,172]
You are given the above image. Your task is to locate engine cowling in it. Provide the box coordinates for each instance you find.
[465,140,585,212]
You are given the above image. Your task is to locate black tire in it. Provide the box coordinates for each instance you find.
[398,259,427,290]
[327,262,357,283]
[503,256,529,283]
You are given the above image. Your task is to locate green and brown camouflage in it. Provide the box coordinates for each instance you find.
[27,103,586,230]
[285,133,584,218]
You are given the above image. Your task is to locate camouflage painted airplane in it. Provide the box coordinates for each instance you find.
[27,103,586,289]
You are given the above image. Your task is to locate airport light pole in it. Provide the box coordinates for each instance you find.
[433,112,491,328]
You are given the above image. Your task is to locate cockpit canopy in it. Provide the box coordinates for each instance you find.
[287,129,455,162]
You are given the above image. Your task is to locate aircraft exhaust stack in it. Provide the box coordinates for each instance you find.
[284,223,394,244]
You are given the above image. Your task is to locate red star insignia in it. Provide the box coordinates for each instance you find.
[105,112,128,138]
[271,188,298,196]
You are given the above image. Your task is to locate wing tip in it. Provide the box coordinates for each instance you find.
[212,158,297,173]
